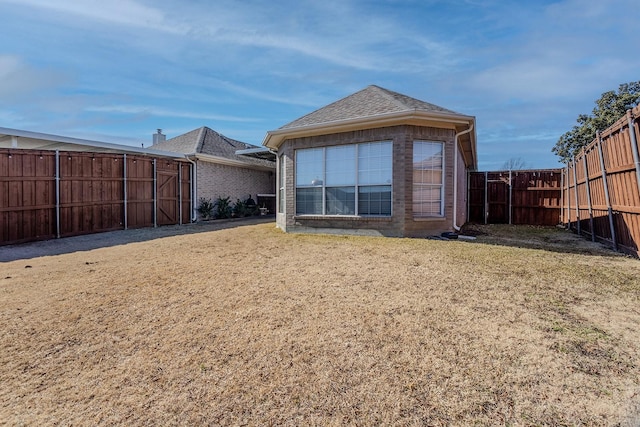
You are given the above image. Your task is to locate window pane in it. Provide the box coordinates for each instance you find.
[413,141,444,217]
[358,185,391,216]
[358,141,392,185]
[326,187,355,215]
[414,142,443,170]
[296,148,323,187]
[326,145,356,186]
[296,187,322,215]
[413,200,442,216]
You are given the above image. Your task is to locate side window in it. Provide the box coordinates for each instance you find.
[413,141,444,217]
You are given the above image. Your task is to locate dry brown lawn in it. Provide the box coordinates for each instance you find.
[1,222,640,426]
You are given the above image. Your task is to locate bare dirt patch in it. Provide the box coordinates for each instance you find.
[1,223,639,425]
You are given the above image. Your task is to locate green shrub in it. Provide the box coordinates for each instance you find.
[197,198,214,220]
[214,196,232,219]
[233,199,248,217]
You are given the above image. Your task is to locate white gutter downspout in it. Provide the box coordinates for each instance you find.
[453,123,474,231]
[185,155,198,222]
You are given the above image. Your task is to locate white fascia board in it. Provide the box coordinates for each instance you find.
[262,110,475,149]
[194,153,275,171]
[235,147,270,155]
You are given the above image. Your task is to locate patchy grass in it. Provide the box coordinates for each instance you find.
[1,223,639,426]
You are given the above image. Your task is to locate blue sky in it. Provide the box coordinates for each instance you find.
[0,0,637,169]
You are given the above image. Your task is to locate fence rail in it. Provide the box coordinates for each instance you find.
[0,149,192,246]
[562,106,640,257]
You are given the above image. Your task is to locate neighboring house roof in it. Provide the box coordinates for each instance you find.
[153,126,275,170]
[0,127,184,158]
[263,85,477,168]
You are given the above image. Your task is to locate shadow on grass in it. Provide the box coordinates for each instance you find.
[0,216,275,262]
[460,223,628,258]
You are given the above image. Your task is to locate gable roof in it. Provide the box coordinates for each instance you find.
[153,126,275,170]
[263,85,477,168]
[280,85,459,130]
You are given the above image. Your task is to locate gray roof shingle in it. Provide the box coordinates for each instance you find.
[280,85,460,130]
[152,127,275,168]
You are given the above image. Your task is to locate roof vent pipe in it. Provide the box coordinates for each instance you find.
[153,129,166,145]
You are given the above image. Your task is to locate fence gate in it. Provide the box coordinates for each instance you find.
[469,170,562,226]
[156,161,179,226]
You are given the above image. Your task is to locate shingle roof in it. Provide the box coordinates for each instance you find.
[152,127,275,168]
[151,128,202,153]
[280,85,460,130]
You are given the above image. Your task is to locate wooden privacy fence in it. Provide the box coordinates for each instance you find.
[0,149,192,246]
[468,170,563,226]
[563,107,640,257]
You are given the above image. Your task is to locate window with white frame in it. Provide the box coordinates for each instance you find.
[295,141,392,216]
[413,141,444,217]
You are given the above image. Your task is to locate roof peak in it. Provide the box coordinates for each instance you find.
[279,85,460,130]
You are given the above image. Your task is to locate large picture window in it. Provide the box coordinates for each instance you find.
[295,142,392,216]
[413,141,444,217]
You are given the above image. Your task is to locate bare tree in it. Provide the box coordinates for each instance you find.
[501,157,529,171]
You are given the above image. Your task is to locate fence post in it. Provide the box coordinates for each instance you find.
[178,162,183,225]
[572,157,581,235]
[484,171,488,224]
[123,154,128,230]
[596,132,617,251]
[55,150,60,239]
[560,168,564,226]
[565,165,570,229]
[581,150,595,242]
[627,110,640,197]
[508,169,512,225]
[153,158,157,228]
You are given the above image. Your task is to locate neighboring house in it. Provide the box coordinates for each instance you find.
[152,127,276,216]
[262,85,477,237]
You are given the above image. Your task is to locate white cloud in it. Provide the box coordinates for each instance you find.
[0,0,181,32]
[0,55,66,100]
[86,105,262,123]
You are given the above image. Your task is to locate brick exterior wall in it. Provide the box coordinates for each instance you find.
[276,125,468,237]
[196,160,275,218]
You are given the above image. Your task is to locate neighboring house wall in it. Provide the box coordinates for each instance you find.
[277,125,460,237]
[197,160,274,206]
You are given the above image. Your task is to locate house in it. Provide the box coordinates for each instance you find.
[151,127,276,216]
[262,85,477,237]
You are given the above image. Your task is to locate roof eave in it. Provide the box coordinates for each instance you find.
[457,125,478,170]
[193,153,275,171]
[0,126,184,159]
[262,110,475,150]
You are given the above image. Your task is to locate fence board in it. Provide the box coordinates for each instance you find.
[0,149,191,245]
[0,151,56,244]
[469,170,562,226]
[563,106,640,257]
